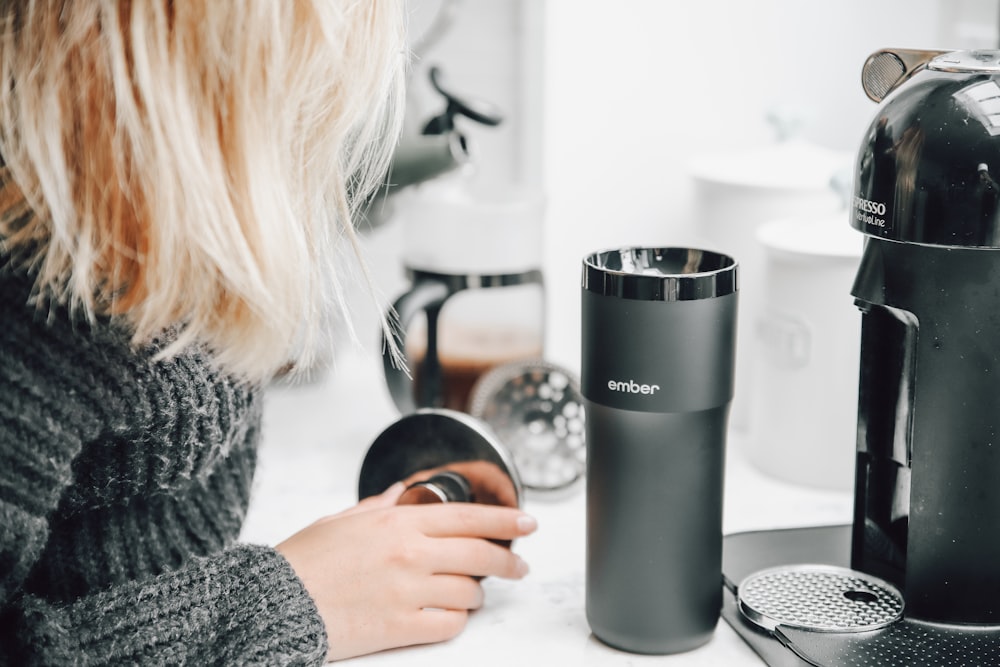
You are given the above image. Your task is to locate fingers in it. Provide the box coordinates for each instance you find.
[430,537,530,579]
[386,579,482,650]
[323,482,406,521]
[407,503,538,541]
[402,579,483,647]
[359,481,407,508]
[410,608,470,646]
[422,574,485,611]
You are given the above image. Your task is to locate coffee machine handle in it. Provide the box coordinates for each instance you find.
[382,277,452,414]
[860,48,949,102]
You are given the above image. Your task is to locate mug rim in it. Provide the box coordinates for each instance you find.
[582,246,738,301]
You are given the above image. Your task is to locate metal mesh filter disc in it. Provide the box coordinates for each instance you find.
[738,565,904,633]
[468,359,585,496]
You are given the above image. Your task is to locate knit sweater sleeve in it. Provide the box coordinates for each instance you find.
[0,271,328,665]
[17,544,328,666]
[0,294,101,608]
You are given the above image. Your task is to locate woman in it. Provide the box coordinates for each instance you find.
[0,1,536,664]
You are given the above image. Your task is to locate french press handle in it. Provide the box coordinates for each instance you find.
[382,275,452,414]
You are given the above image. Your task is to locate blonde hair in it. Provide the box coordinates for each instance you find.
[0,0,406,381]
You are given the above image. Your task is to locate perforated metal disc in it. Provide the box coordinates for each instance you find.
[738,565,904,633]
[468,359,585,497]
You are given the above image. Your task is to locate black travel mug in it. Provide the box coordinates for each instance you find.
[581,247,738,655]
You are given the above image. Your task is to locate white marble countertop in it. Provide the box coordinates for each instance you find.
[241,349,854,665]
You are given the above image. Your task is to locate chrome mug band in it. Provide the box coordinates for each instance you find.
[582,247,737,301]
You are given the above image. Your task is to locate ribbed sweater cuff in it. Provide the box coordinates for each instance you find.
[20,544,328,666]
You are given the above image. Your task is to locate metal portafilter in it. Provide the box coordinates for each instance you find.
[397,470,473,505]
[358,409,523,514]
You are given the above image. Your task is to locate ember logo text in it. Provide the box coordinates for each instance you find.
[607,379,660,395]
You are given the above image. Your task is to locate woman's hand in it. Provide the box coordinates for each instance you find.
[275,485,538,661]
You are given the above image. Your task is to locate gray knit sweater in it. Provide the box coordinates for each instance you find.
[0,259,328,665]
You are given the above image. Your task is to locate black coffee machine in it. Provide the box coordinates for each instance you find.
[721,49,1000,666]
[850,47,1000,626]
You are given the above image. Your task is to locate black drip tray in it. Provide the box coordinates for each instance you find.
[722,525,1000,667]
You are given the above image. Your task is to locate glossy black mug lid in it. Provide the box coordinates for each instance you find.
[582,247,738,301]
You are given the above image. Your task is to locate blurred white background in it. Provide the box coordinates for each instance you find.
[357,0,999,374]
